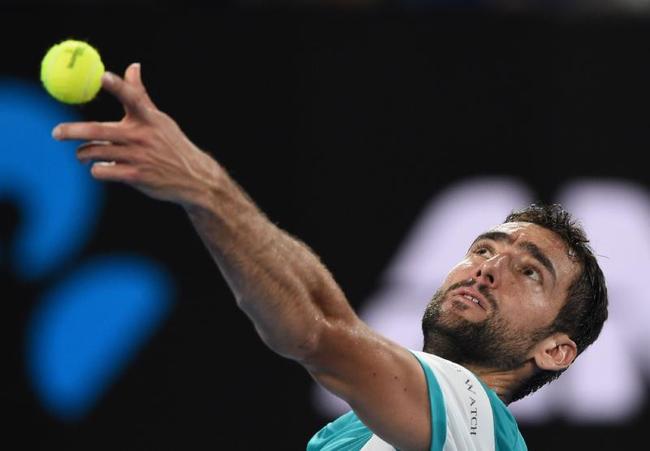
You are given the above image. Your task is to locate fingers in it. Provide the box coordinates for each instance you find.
[124,63,140,85]
[76,141,134,164]
[53,121,123,142]
[90,161,139,183]
[77,140,112,151]
[75,141,139,183]
[123,63,157,110]
[102,66,153,118]
[53,63,158,142]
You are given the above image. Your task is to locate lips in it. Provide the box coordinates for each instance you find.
[452,288,488,311]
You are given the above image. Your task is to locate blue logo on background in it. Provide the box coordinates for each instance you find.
[0,79,101,279]
[0,78,174,421]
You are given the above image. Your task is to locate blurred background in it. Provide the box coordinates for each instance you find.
[1,1,649,450]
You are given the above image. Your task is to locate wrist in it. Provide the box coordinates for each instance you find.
[180,150,226,213]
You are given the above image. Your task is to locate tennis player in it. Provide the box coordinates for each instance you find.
[52,64,608,451]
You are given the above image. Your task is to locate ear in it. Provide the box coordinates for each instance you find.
[532,333,577,371]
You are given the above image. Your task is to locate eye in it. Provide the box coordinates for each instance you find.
[522,266,542,282]
[472,245,492,257]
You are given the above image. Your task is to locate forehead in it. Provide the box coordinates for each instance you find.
[483,221,579,283]
[487,222,562,247]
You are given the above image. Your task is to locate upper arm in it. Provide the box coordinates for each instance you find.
[303,316,432,451]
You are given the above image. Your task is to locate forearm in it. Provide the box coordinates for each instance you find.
[52,64,354,363]
[183,158,355,361]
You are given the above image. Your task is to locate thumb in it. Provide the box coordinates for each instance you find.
[124,63,157,109]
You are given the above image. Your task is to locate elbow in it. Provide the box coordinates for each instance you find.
[255,318,324,363]
[237,293,327,363]
[289,324,323,363]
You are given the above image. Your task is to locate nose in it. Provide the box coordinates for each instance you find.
[475,254,509,288]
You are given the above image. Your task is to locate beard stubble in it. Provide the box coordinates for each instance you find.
[421,279,548,371]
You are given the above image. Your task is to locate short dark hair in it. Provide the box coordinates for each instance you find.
[506,203,608,402]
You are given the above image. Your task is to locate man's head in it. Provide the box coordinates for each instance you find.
[421,203,608,402]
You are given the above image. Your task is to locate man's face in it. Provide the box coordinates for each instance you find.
[422,221,580,370]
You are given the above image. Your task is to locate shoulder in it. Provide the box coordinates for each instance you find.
[482,388,528,451]
[410,350,527,451]
[410,350,483,405]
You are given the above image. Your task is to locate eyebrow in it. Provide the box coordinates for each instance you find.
[471,231,557,282]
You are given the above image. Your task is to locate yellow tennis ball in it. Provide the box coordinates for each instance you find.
[40,39,105,104]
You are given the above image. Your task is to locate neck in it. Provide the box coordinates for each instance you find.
[463,360,537,405]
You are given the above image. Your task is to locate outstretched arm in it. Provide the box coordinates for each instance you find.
[53,64,431,451]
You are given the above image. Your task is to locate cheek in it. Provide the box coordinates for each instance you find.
[501,293,556,331]
[451,258,475,275]
[442,259,475,284]
[458,258,474,269]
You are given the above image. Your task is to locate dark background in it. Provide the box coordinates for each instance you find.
[2,3,649,450]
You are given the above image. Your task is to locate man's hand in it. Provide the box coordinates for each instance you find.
[52,63,219,209]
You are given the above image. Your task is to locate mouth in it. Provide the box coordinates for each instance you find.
[451,288,488,311]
